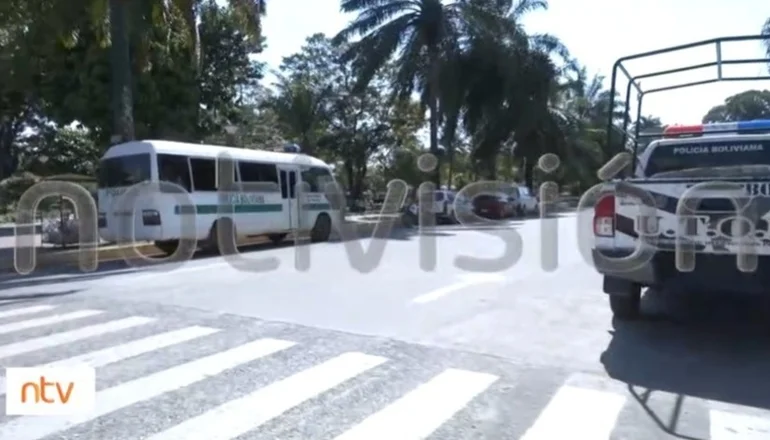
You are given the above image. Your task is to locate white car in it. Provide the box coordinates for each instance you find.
[405,189,458,224]
[510,186,539,215]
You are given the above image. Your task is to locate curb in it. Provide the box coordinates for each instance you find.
[0,243,163,272]
[333,215,405,240]
[0,224,42,238]
[0,218,404,273]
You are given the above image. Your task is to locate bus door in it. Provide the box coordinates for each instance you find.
[278,167,301,230]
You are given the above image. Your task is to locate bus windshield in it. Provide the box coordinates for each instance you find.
[98,153,152,188]
[645,139,770,177]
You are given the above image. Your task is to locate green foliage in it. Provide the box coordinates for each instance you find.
[0,172,41,216]
[23,126,101,176]
[5,0,715,209]
[0,0,263,182]
[702,90,770,123]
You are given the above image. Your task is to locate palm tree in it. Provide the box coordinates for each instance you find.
[333,0,505,185]
[430,0,574,187]
[763,18,770,57]
[436,2,570,187]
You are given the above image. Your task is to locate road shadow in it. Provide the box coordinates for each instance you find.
[601,288,770,413]
[0,227,440,289]
[0,239,301,289]
[0,222,469,288]
[0,289,82,306]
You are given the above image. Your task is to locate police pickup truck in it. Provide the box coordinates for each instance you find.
[591,35,770,320]
[593,120,770,319]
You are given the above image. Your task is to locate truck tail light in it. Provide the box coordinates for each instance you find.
[593,194,615,237]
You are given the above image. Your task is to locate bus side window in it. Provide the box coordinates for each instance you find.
[158,154,192,192]
[314,167,335,191]
[301,169,319,192]
[238,161,279,192]
[190,158,217,192]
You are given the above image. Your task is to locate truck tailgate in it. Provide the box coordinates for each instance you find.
[613,179,770,256]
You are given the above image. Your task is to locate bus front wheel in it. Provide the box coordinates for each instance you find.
[206,218,238,255]
[311,214,332,242]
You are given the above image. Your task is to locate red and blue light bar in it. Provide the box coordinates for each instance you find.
[663,119,770,137]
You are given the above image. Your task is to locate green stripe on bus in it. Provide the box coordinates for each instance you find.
[302,203,331,210]
[174,204,284,214]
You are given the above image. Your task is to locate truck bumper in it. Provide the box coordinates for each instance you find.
[593,249,770,295]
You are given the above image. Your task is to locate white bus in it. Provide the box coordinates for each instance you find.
[96,140,340,255]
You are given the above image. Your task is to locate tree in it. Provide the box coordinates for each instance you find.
[271,34,426,199]
[333,0,508,186]
[32,1,261,145]
[437,4,566,186]
[702,90,770,123]
[196,1,264,139]
[42,0,267,145]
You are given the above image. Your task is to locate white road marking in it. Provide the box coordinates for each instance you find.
[710,409,770,439]
[333,368,498,440]
[43,325,221,369]
[0,310,103,335]
[0,324,218,396]
[0,316,155,360]
[0,305,57,320]
[519,385,625,440]
[144,352,387,440]
[0,338,296,440]
[411,274,505,304]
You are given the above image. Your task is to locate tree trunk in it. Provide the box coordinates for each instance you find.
[523,157,534,191]
[428,49,440,187]
[109,0,135,144]
[446,142,454,189]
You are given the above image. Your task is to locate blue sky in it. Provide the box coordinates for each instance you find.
[258,0,770,125]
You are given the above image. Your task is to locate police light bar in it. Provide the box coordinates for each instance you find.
[663,119,770,138]
[282,143,301,153]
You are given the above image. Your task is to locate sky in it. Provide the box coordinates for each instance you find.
[257,0,770,125]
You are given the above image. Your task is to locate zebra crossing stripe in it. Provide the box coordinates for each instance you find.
[0,316,155,360]
[0,305,57,320]
[333,368,498,440]
[45,326,221,368]
[0,310,103,335]
[519,385,625,440]
[0,338,297,440]
[144,352,387,440]
[709,409,770,439]
[0,325,220,397]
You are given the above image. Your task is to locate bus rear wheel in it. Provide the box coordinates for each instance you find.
[268,233,287,244]
[154,240,178,256]
[311,214,332,242]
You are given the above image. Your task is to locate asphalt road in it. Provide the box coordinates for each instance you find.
[0,212,769,439]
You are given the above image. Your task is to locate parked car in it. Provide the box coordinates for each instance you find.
[403,189,458,224]
[472,193,513,219]
[509,186,538,216]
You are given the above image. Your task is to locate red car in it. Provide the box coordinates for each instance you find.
[472,194,513,219]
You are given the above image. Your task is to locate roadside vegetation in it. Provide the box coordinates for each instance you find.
[1,0,769,220]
